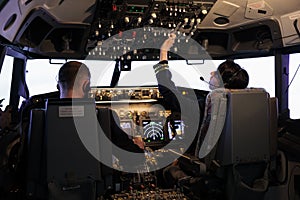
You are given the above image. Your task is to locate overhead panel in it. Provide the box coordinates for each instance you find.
[87,0,217,61]
[1,0,300,59]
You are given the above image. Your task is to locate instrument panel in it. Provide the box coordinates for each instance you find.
[92,86,172,148]
[91,86,207,148]
[110,188,190,200]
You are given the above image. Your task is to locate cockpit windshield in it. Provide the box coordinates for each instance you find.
[24,57,275,96]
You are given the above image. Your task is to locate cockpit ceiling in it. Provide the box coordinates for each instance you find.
[0,0,300,60]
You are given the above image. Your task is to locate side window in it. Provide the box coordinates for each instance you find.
[211,57,275,97]
[0,55,14,109]
[288,53,300,119]
[25,59,116,97]
[235,57,275,97]
[26,59,61,96]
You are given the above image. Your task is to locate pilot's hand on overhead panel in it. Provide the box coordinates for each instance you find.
[160,33,176,61]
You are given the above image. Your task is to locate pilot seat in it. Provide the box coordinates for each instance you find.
[25,98,113,200]
[179,88,278,200]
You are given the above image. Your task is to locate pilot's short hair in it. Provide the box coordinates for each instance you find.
[58,61,90,89]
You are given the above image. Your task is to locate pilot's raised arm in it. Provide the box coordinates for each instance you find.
[153,34,204,186]
[153,33,203,116]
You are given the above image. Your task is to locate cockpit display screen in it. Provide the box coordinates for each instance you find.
[142,119,164,143]
[168,120,185,141]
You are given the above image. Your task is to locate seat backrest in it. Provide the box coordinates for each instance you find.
[215,88,271,166]
[46,99,102,183]
[26,108,46,198]
[26,98,112,199]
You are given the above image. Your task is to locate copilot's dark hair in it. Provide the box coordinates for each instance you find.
[217,59,249,89]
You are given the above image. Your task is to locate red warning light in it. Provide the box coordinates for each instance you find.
[112,4,117,11]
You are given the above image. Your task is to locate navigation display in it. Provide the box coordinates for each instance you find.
[142,119,164,143]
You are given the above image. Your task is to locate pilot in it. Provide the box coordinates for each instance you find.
[195,59,249,155]
[57,61,91,99]
[57,61,145,163]
[153,34,249,187]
